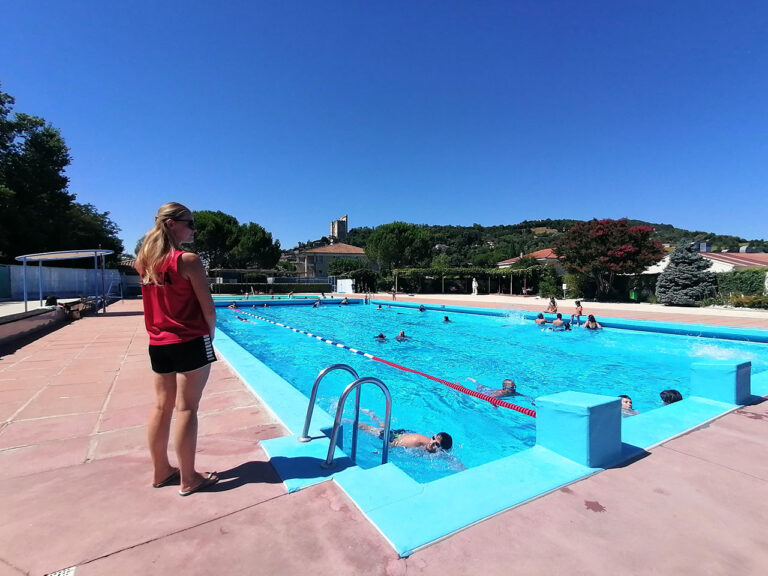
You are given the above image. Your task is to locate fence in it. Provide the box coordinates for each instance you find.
[6,264,122,300]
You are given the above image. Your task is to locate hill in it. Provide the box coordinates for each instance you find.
[342,219,766,268]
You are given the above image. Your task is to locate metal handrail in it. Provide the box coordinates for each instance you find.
[298,364,359,443]
[322,376,392,469]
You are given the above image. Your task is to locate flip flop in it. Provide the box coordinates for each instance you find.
[178,472,219,497]
[152,468,180,488]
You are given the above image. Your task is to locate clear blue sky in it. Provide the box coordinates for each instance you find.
[3,1,767,254]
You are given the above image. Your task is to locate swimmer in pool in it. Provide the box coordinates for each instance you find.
[660,389,683,405]
[418,305,426,312]
[583,314,602,329]
[443,315,451,322]
[619,394,639,416]
[358,409,453,453]
[395,330,408,341]
[374,333,387,341]
[534,313,546,325]
[467,378,535,404]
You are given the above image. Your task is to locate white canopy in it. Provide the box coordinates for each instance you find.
[14,249,115,312]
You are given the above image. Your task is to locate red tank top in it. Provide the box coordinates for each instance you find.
[141,250,210,345]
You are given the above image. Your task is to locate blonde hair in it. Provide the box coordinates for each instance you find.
[135,202,192,284]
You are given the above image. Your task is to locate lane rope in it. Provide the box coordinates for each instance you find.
[230,306,536,418]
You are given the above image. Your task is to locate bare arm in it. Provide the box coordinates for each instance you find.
[179,252,216,339]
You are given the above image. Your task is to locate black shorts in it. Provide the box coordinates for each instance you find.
[378,428,408,443]
[149,335,216,374]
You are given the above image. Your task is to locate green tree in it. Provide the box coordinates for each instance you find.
[365,222,431,270]
[554,218,665,298]
[328,257,370,276]
[66,203,124,255]
[0,85,122,261]
[231,222,281,269]
[189,210,281,269]
[656,242,717,306]
[189,210,240,268]
[431,253,450,269]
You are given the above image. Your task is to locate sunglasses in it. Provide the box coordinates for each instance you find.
[170,218,196,229]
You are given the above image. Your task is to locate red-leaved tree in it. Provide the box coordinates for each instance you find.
[554,219,665,298]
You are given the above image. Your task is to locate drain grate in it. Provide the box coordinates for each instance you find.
[45,568,76,576]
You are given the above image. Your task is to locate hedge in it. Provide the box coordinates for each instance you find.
[210,283,331,295]
[717,269,767,296]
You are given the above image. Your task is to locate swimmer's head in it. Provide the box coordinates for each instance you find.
[660,389,682,405]
[619,394,632,410]
[537,313,544,319]
[427,432,453,452]
[502,379,516,391]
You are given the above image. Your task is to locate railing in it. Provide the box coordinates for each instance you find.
[299,364,392,469]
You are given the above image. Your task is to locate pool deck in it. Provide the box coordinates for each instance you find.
[0,296,766,575]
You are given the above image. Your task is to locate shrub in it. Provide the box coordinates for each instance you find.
[656,243,717,306]
[538,265,561,298]
[563,273,586,298]
[730,295,768,309]
[717,269,767,296]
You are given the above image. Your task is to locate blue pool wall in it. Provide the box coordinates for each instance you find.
[213,299,768,557]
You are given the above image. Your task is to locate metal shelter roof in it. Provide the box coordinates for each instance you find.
[13,249,116,313]
[15,249,114,262]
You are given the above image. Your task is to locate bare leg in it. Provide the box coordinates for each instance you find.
[174,364,214,492]
[360,407,384,427]
[148,372,178,485]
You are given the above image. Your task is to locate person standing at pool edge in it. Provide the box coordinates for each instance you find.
[135,202,219,496]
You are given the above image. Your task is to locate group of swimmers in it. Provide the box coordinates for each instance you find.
[535,300,603,331]
[535,311,602,331]
[620,389,683,417]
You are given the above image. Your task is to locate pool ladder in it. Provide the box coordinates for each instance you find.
[298,364,392,469]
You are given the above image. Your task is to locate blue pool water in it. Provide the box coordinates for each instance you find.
[216,302,768,483]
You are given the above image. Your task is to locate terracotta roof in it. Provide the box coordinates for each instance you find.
[498,248,559,266]
[702,252,768,268]
[304,243,366,255]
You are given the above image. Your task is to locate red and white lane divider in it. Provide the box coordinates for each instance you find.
[229,306,536,418]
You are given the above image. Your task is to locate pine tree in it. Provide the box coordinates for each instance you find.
[656,243,717,306]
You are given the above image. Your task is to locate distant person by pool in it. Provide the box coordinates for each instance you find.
[545,297,557,313]
[571,300,583,326]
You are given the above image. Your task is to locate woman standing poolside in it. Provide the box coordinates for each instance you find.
[135,202,219,496]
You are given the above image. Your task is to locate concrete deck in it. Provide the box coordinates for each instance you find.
[0,297,766,575]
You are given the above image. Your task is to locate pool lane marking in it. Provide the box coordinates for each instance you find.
[232,307,536,418]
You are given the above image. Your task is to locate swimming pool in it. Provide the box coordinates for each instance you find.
[216,301,768,483]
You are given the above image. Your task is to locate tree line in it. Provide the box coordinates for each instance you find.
[0,84,281,270]
[0,84,123,263]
